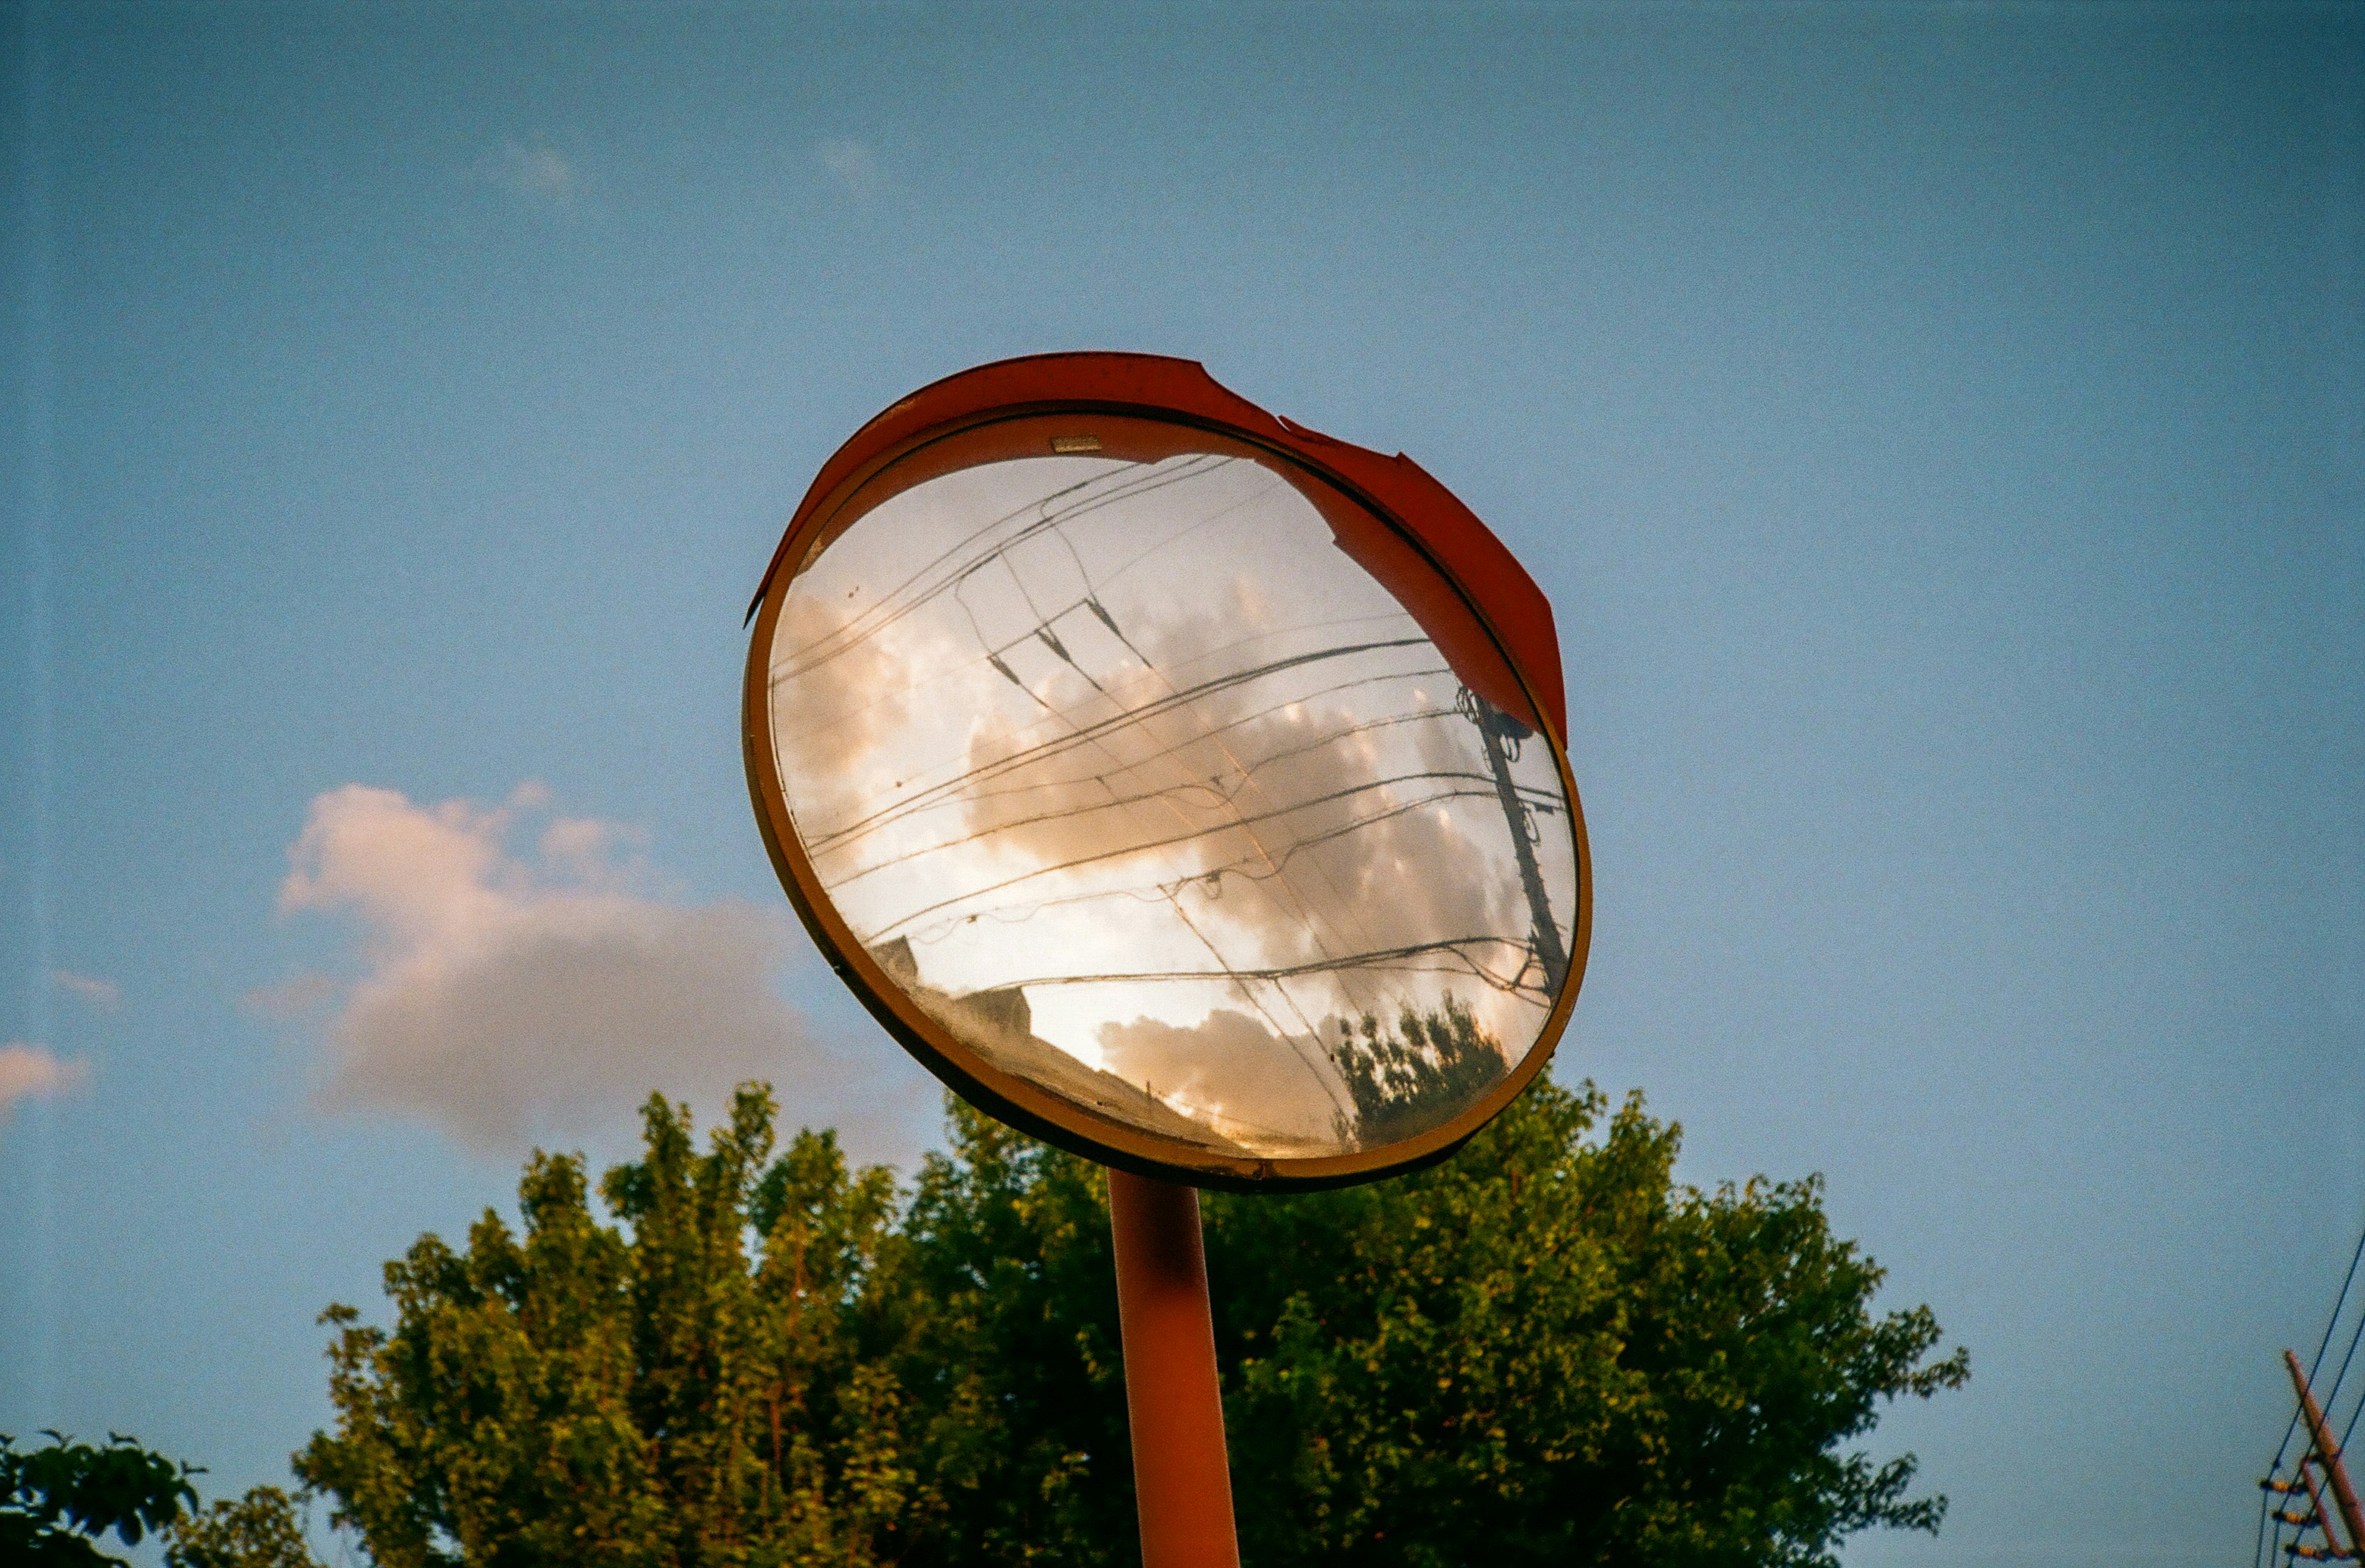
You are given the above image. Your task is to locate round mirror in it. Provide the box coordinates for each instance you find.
[745,358,1589,1187]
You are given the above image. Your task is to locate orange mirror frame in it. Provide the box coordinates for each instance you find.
[743,352,1591,1189]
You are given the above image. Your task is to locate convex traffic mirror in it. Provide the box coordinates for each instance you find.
[745,354,1590,1188]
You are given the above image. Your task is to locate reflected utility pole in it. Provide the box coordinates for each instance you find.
[1462,688,1568,996]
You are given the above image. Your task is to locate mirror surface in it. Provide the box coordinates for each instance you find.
[765,430,1578,1160]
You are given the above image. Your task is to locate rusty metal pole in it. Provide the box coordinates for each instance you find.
[2287,1348,2365,1556]
[1107,1168,1240,1568]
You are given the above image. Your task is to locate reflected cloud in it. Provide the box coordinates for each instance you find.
[1098,1008,1346,1148]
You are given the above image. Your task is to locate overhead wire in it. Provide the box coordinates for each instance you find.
[795,578,1484,1038]
[990,936,1552,1004]
[992,461,1399,1023]
[865,776,1508,942]
[785,611,1434,847]
[958,456,1368,1056]
[2273,1226,2365,1477]
[772,454,1242,684]
[2320,1301,2365,1457]
[813,615,1409,1040]
[802,635,1433,854]
[802,650,1451,855]
[831,767,1551,892]
[1001,456,1377,1045]
[830,700,1468,851]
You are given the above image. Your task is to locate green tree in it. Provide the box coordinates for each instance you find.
[295,1088,905,1567]
[877,1102,1131,1566]
[297,1072,1964,1568]
[1210,1083,1966,1567]
[164,1485,325,1568]
[0,1431,200,1567]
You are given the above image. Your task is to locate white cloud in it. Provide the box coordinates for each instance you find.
[538,815,645,885]
[276,784,897,1157]
[815,137,883,201]
[0,1043,89,1124]
[477,136,577,204]
[50,969,121,1011]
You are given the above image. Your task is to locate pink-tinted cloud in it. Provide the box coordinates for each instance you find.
[49,969,121,1011]
[277,784,883,1155]
[1096,1007,1348,1147]
[0,1042,89,1125]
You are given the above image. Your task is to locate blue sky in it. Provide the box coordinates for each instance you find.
[4,3,2360,1564]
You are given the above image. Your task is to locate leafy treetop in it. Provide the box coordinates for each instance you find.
[295,1059,1965,1568]
[1,1430,201,1567]
[164,1485,325,1568]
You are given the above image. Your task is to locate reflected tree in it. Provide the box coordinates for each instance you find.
[1328,995,1508,1149]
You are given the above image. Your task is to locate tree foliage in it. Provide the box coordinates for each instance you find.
[297,1075,1965,1568]
[1213,1085,1967,1566]
[0,1430,200,1567]
[165,1485,325,1568]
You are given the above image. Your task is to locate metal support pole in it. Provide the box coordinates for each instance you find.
[1107,1169,1240,1568]
[2288,1348,2365,1558]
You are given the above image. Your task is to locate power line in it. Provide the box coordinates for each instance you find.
[865,778,1509,944]
[934,472,1404,1027]
[2274,1227,2365,1478]
[988,935,1550,1001]
[802,655,1452,855]
[772,453,1244,685]
[831,766,1553,893]
[802,636,1433,854]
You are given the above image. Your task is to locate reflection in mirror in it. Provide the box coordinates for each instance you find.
[767,436,1578,1160]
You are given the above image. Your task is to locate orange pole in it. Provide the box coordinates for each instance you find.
[1107,1169,1240,1568]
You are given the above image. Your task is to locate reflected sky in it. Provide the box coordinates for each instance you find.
[767,436,1579,1158]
